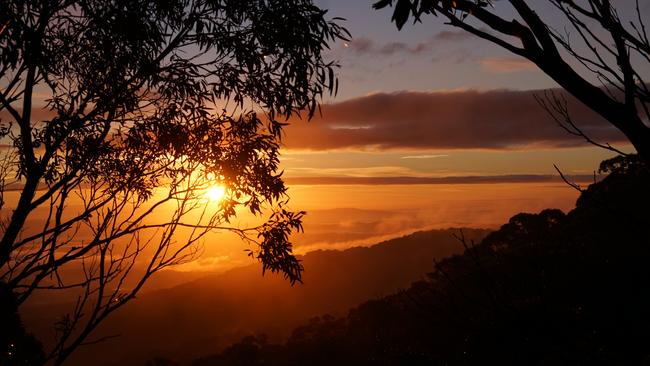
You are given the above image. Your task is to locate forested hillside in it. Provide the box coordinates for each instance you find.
[24,227,487,366]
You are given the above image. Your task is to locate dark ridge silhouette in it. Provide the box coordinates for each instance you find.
[191,155,650,366]
[22,228,488,366]
[0,282,44,366]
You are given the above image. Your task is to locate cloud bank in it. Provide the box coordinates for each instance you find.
[285,174,597,185]
[346,36,434,56]
[479,57,537,73]
[283,89,626,150]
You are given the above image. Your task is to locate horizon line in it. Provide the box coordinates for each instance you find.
[285,174,598,185]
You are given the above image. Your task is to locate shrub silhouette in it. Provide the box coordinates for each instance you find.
[0,282,44,366]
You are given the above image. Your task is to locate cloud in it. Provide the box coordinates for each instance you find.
[284,166,429,178]
[283,89,627,150]
[434,30,474,42]
[292,208,433,253]
[479,57,538,73]
[401,154,448,159]
[346,36,434,56]
[174,255,233,272]
[433,28,494,42]
[7,89,627,153]
[329,124,374,130]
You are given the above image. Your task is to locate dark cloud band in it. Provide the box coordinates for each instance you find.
[285,175,597,185]
[283,89,626,150]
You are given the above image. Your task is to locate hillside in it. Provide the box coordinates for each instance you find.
[24,228,488,365]
[192,155,650,366]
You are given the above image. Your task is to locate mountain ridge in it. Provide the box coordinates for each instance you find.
[32,227,489,365]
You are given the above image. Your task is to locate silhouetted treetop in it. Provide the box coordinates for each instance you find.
[598,153,647,176]
[0,282,44,366]
[0,0,347,363]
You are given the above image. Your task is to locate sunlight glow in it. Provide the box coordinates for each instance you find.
[205,185,226,203]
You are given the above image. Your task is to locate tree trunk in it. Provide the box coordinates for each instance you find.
[0,174,40,267]
[624,121,650,166]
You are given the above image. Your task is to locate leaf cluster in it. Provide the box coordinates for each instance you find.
[373,0,491,30]
[0,0,347,362]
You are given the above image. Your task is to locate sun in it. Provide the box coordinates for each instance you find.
[205,185,226,202]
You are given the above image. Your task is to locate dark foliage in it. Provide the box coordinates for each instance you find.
[0,0,347,363]
[192,155,650,365]
[0,282,44,366]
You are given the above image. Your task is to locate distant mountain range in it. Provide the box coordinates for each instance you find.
[23,228,489,365]
[285,175,598,185]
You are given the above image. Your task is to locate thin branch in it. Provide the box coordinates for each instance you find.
[554,164,584,193]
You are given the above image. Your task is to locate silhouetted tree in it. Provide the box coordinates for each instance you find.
[146,357,180,366]
[0,282,44,366]
[0,1,347,364]
[374,0,650,162]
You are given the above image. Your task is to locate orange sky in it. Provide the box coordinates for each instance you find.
[174,181,583,272]
[5,1,647,278]
[1,179,583,274]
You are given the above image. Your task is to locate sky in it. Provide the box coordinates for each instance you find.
[187,0,648,269]
[176,0,650,270]
[181,0,649,270]
[6,1,648,275]
[274,0,643,181]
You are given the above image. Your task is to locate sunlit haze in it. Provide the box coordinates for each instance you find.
[205,185,226,203]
